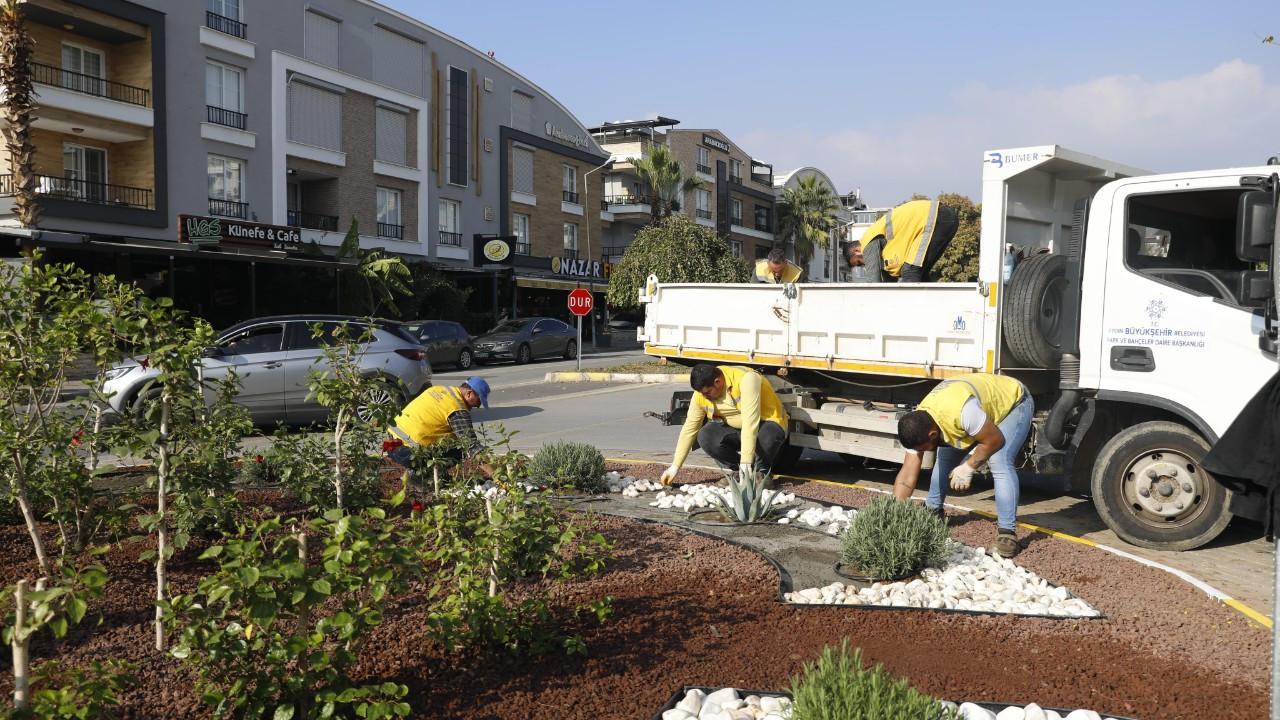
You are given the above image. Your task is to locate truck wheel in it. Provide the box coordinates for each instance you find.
[1090,420,1233,550]
[1003,253,1068,369]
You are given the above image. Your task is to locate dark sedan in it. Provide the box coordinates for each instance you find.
[401,320,475,370]
[472,317,578,364]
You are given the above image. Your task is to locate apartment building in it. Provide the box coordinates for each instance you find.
[0,0,607,330]
[773,167,851,282]
[588,119,777,264]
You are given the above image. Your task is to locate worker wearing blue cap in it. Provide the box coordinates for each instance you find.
[387,376,491,471]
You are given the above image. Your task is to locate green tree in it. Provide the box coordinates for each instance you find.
[0,0,40,227]
[930,192,981,282]
[606,215,749,311]
[307,218,413,317]
[403,261,473,323]
[630,144,703,224]
[777,175,840,268]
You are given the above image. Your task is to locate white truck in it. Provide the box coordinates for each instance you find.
[638,145,1280,550]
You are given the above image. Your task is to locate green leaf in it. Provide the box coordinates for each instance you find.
[199,545,225,560]
[273,703,296,720]
[312,578,332,595]
[238,566,261,587]
[66,596,87,624]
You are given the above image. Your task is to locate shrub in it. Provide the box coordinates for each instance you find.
[789,640,960,720]
[529,441,606,493]
[839,496,949,579]
[20,659,138,719]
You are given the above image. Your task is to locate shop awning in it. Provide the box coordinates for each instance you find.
[516,276,607,291]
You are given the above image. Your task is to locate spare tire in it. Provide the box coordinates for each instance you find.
[1002,253,1068,369]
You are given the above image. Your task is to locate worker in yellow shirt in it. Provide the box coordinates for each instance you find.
[387,376,492,475]
[753,248,804,284]
[893,373,1033,558]
[659,364,790,486]
[858,199,958,282]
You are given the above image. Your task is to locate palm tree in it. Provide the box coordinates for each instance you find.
[307,218,413,317]
[0,0,39,227]
[630,144,703,224]
[776,175,839,268]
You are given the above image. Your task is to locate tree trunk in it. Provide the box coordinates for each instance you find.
[10,452,50,575]
[0,3,41,228]
[295,533,311,719]
[333,412,345,510]
[155,394,171,652]
[11,579,28,710]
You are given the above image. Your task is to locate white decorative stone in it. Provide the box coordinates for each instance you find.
[1023,704,1047,720]
[1063,712,1102,720]
[758,696,784,713]
[958,702,998,720]
[996,706,1026,720]
[675,689,704,714]
[662,711,695,720]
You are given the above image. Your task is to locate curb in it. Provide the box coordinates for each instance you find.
[605,457,1274,630]
[545,372,690,383]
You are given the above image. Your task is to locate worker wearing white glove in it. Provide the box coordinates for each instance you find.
[660,465,679,487]
[890,374,1033,559]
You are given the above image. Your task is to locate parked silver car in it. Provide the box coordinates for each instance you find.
[100,315,432,424]
[472,317,577,365]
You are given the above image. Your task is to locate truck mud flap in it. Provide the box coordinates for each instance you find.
[644,390,693,426]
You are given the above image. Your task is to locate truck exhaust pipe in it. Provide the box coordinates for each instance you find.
[1045,354,1080,450]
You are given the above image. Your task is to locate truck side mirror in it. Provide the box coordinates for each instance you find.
[1235,189,1274,265]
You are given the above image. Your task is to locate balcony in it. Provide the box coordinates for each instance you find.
[514,241,531,256]
[601,245,628,260]
[696,163,711,175]
[755,221,772,233]
[206,10,247,39]
[287,210,338,231]
[603,193,655,208]
[207,105,247,130]
[696,208,713,220]
[32,62,150,108]
[728,174,742,185]
[436,229,460,246]
[730,216,743,227]
[0,174,151,208]
[209,197,247,218]
[562,190,579,204]
[562,248,579,260]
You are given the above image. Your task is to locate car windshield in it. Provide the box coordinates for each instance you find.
[488,320,530,334]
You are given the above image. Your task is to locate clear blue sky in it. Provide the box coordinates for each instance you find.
[379,0,1280,206]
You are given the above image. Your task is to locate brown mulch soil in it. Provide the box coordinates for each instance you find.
[0,461,1267,719]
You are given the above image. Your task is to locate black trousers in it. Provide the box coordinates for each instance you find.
[696,420,788,470]
[898,204,959,282]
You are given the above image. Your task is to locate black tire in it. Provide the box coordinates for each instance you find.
[357,381,403,426]
[457,348,473,370]
[515,343,532,365]
[564,339,577,359]
[1090,420,1233,550]
[1003,253,1068,369]
[131,386,162,424]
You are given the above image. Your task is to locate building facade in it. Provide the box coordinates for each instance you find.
[772,167,851,282]
[0,0,609,332]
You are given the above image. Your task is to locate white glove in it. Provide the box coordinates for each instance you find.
[660,465,680,486]
[738,462,754,478]
[949,462,976,492]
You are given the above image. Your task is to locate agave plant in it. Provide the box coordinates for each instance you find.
[712,468,782,522]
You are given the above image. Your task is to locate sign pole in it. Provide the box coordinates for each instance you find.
[576,314,583,372]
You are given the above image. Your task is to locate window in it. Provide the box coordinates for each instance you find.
[446,66,469,186]
[61,43,104,95]
[222,323,286,355]
[729,240,742,258]
[205,0,244,37]
[696,189,711,220]
[511,91,533,132]
[513,213,531,255]
[377,187,402,239]
[755,206,771,233]
[512,146,534,195]
[439,198,461,246]
[61,143,106,202]
[304,11,340,68]
[287,81,342,151]
[372,26,424,96]
[207,0,240,19]
[375,106,408,165]
[563,222,578,258]
[729,158,742,183]
[205,61,245,129]
[208,155,245,218]
[697,147,710,174]
[562,165,578,204]
[731,199,742,225]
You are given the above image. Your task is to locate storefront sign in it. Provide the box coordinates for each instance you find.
[545,121,590,148]
[702,133,730,153]
[551,255,611,280]
[178,215,302,252]
[473,234,515,265]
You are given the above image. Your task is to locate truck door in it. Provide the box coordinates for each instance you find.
[1096,181,1275,433]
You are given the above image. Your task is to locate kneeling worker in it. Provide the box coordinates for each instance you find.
[660,364,790,486]
[387,376,492,473]
[893,373,1032,558]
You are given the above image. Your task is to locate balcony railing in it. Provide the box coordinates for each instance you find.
[206,10,247,39]
[728,174,742,185]
[209,197,248,218]
[696,163,711,174]
[562,248,579,260]
[436,229,460,245]
[287,210,338,231]
[601,245,628,259]
[562,190,579,203]
[32,62,150,108]
[207,105,247,130]
[755,222,772,233]
[0,173,152,208]
[696,208,712,220]
[730,216,743,227]
[603,194,655,207]
[514,241,531,256]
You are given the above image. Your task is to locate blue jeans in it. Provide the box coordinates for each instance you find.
[925,394,1033,531]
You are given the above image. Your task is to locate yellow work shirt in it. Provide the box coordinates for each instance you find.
[917,373,1024,449]
[859,199,944,278]
[753,259,803,283]
[674,366,788,466]
[391,385,469,447]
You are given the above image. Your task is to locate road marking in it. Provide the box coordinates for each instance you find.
[610,458,1273,630]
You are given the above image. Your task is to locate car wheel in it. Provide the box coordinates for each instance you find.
[131,385,162,425]
[516,343,532,365]
[457,348,474,370]
[357,380,403,426]
[564,339,578,359]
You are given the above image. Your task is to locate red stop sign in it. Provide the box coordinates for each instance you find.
[567,288,594,316]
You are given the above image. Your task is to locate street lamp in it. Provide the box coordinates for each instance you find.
[581,157,614,349]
